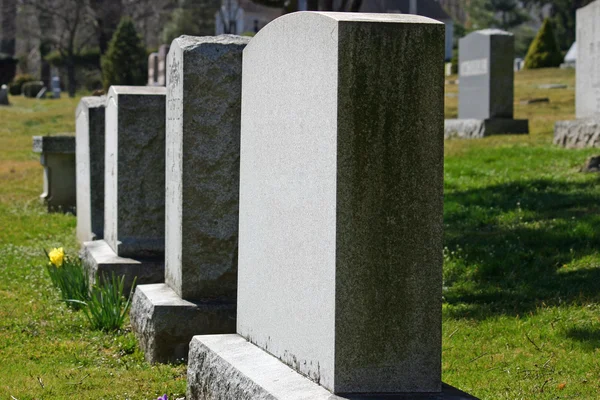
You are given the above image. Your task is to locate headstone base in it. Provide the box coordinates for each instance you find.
[130,283,236,363]
[187,334,479,400]
[81,240,163,294]
[554,118,600,148]
[445,119,529,139]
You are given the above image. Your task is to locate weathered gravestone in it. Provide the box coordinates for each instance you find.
[32,135,76,213]
[445,29,528,138]
[76,96,106,243]
[82,86,166,291]
[0,84,8,105]
[555,0,600,148]
[187,12,477,400]
[130,35,248,363]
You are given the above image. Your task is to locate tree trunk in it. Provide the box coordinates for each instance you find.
[350,0,362,12]
[66,58,76,98]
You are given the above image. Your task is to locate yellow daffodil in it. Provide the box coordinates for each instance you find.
[48,247,65,267]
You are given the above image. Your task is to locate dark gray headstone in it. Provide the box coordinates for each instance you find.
[76,96,106,242]
[104,86,166,259]
[458,29,514,120]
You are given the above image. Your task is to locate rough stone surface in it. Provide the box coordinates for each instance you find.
[165,35,249,300]
[576,0,600,119]
[445,118,529,139]
[236,12,444,394]
[187,335,479,400]
[0,84,8,105]
[130,284,236,363]
[76,96,106,242]
[32,135,76,213]
[554,118,600,148]
[82,240,163,294]
[458,29,514,120]
[104,86,166,259]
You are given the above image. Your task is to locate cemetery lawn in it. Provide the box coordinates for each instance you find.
[0,96,186,399]
[0,67,597,400]
[444,68,600,399]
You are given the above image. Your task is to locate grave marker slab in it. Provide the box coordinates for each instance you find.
[32,135,76,213]
[82,86,166,291]
[0,84,8,105]
[555,0,600,147]
[445,29,528,138]
[76,96,106,242]
[130,35,248,363]
[187,12,477,399]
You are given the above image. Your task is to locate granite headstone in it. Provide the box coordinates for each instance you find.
[187,12,476,400]
[130,35,249,363]
[76,96,106,242]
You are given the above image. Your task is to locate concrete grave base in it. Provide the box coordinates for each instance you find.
[33,135,76,213]
[444,119,529,139]
[81,240,163,294]
[130,284,236,363]
[554,118,600,148]
[187,334,479,400]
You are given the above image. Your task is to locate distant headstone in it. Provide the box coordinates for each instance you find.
[76,96,106,243]
[576,2,600,119]
[130,35,249,364]
[561,41,577,68]
[51,76,61,99]
[0,84,8,105]
[82,86,166,291]
[555,1,600,148]
[445,29,528,138]
[147,52,159,85]
[187,12,476,400]
[32,135,76,213]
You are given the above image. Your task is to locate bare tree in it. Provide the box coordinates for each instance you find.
[20,0,97,97]
[1,0,18,55]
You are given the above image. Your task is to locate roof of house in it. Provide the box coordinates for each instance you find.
[357,0,451,21]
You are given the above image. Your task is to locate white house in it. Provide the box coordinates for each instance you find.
[215,0,282,35]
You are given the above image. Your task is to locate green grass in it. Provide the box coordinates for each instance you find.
[1,69,599,399]
[0,95,186,399]
[443,68,600,399]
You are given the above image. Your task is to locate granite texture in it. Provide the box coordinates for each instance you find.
[104,86,166,259]
[76,96,106,242]
[237,12,444,393]
[32,135,75,153]
[165,35,248,301]
[576,1,600,119]
[554,118,600,148]
[458,29,514,120]
[33,135,76,213]
[81,240,163,294]
[445,118,529,138]
[187,335,479,400]
[129,284,236,363]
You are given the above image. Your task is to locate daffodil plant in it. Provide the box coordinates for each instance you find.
[44,247,89,310]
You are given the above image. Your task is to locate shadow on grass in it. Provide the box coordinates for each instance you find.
[443,177,600,320]
[564,326,600,350]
